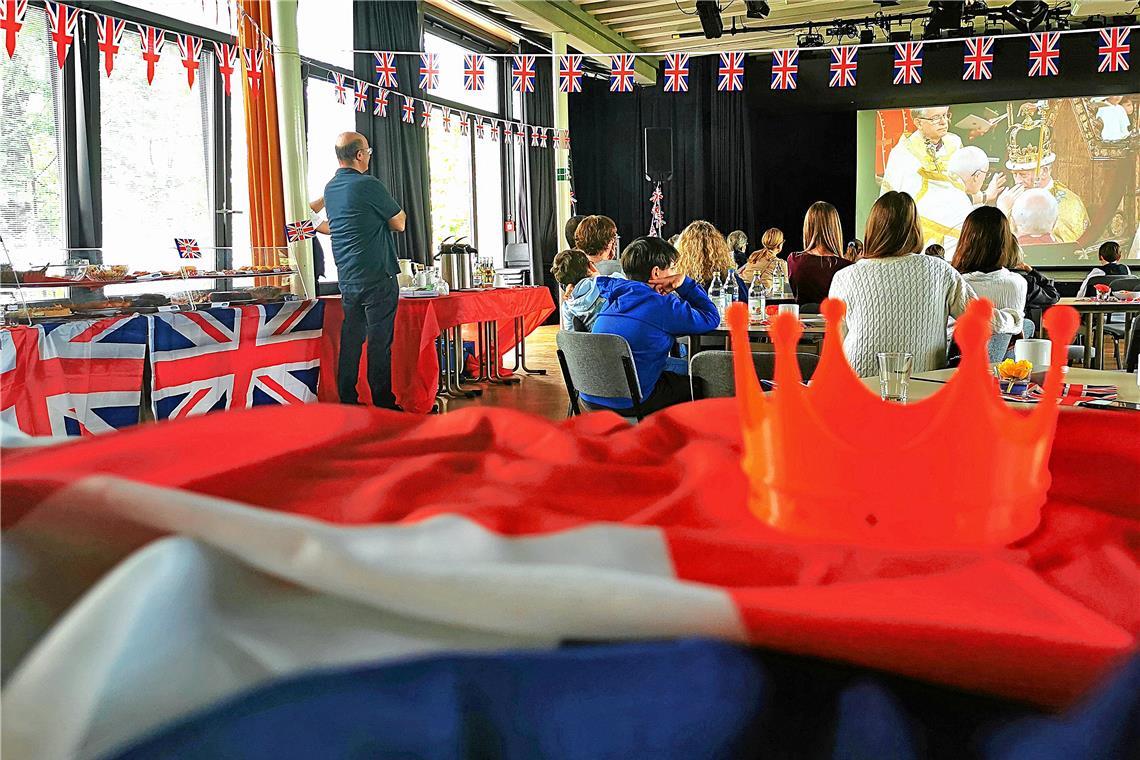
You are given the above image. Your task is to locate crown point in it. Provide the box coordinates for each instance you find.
[953,298,993,363]
[820,298,845,323]
[1041,304,1079,345]
[726,301,749,333]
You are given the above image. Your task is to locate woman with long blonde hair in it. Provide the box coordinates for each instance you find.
[675,221,746,301]
[786,201,852,306]
[740,227,788,291]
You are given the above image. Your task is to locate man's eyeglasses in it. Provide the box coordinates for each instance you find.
[915,113,952,124]
[359,147,373,156]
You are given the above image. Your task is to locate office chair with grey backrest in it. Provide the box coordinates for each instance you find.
[690,350,820,399]
[556,331,647,422]
[499,243,532,286]
[1103,276,1139,369]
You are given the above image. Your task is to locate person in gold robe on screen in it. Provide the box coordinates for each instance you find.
[996,101,1090,244]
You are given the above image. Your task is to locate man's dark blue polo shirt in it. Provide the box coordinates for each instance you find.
[323,168,402,286]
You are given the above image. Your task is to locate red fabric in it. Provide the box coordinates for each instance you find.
[317,288,554,413]
[3,400,1137,707]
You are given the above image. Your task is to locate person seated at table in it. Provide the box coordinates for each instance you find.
[564,215,585,249]
[574,215,625,277]
[828,192,1023,377]
[924,243,945,259]
[675,220,747,301]
[740,227,787,292]
[1076,241,1132,297]
[551,248,604,332]
[787,202,853,306]
[1011,248,1059,327]
[845,239,864,262]
[951,207,1028,320]
[581,237,720,415]
[727,229,749,268]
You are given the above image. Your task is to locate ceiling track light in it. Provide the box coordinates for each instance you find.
[694,0,723,40]
[1003,1,1049,32]
[744,1,770,20]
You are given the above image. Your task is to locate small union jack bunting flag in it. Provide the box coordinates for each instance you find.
[512,54,536,93]
[354,82,368,113]
[530,126,540,146]
[176,33,202,90]
[332,72,348,104]
[285,220,316,244]
[610,54,635,92]
[442,108,452,132]
[771,49,797,90]
[963,37,994,81]
[476,119,486,139]
[420,104,432,128]
[829,46,857,87]
[45,1,80,69]
[459,116,470,137]
[174,238,202,259]
[559,54,583,93]
[213,42,238,95]
[490,121,499,141]
[718,51,744,92]
[464,53,485,91]
[1098,28,1129,73]
[139,25,164,85]
[663,53,689,93]
[2,0,29,59]
[539,127,548,148]
[243,47,264,98]
[374,52,397,88]
[374,88,389,117]
[419,52,439,90]
[893,41,923,85]
[401,96,415,123]
[95,14,126,77]
[1029,31,1059,77]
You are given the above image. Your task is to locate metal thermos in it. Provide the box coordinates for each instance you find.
[435,237,477,290]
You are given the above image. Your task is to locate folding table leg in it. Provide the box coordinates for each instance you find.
[1094,313,1106,371]
[479,322,518,385]
[445,326,482,397]
[510,316,546,375]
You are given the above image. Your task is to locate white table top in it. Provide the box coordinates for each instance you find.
[858,366,1138,405]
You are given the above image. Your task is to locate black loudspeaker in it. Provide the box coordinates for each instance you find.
[644,128,672,182]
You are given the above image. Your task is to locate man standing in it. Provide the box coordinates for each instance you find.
[322,132,406,409]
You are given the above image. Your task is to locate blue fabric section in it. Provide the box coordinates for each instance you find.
[291,366,320,394]
[582,276,719,409]
[294,300,325,332]
[200,308,238,332]
[250,387,279,407]
[99,315,148,345]
[109,642,1140,760]
[150,316,195,352]
[90,403,141,430]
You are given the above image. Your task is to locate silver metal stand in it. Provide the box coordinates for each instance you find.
[508,316,546,375]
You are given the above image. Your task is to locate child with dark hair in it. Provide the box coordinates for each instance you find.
[1076,241,1132,297]
[924,243,945,259]
[582,237,720,415]
[550,248,604,332]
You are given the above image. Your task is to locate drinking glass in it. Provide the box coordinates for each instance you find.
[877,352,914,402]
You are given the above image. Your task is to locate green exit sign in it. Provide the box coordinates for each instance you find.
[556,168,570,181]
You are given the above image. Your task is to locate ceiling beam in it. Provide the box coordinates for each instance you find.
[489,0,658,83]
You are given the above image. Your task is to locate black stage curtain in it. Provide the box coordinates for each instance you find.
[353,0,432,264]
[65,13,103,259]
[522,43,560,321]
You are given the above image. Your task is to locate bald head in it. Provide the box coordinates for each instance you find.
[335,132,369,167]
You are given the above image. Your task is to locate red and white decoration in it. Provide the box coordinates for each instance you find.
[771,49,797,90]
[374,88,389,117]
[648,182,665,237]
[463,53,485,91]
[829,46,857,87]
[374,52,398,88]
[663,53,690,93]
[610,54,636,92]
[176,33,203,90]
[476,119,486,139]
[214,42,238,96]
[512,54,536,93]
[401,96,415,123]
[285,220,316,243]
[1029,31,1060,77]
[45,1,79,69]
[420,104,432,128]
[139,24,164,86]
[333,72,348,104]
[1,0,28,59]
[559,54,583,93]
[490,121,500,141]
[243,47,264,98]
[717,51,745,91]
[442,108,453,132]
[95,14,126,77]
[892,41,923,85]
[963,36,994,81]
[418,52,439,91]
[174,238,202,259]
[353,82,368,113]
[1097,27,1130,72]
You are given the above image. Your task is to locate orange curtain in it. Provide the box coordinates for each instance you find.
[238,1,285,270]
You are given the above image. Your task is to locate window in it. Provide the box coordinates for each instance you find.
[229,82,251,269]
[428,116,474,250]
[101,30,215,290]
[305,77,356,281]
[297,0,353,69]
[0,7,65,271]
[424,33,499,113]
[128,0,238,32]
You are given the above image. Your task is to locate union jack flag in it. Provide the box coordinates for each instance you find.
[354,82,368,113]
[459,116,470,137]
[1029,31,1059,77]
[374,52,397,88]
[176,34,203,90]
[718,52,744,92]
[490,121,500,141]
[149,302,325,421]
[95,14,126,77]
[401,96,415,123]
[610,54,635,92]
[770,49,797,90]
[213,42,238,95]
[963,36,994,81]
[464,53,485,91]
[1098,27,1129,73]
[285,220,316,243]
[515,123,526,145]
[530,126,539,146]
[243,47,264,98]
[663,53,689,93]
[419,52,439,90]
[332,72,348,103]
[539,127,548,148]
[893,41,923,85]
[476,119,486,139]
[559,54,583,93]
[420,104,432,128]
[442,108,453,132]
[1,0,29,60]
[829,46,857,88]
[1,316,148,436]
[374,88,389,117]
[175,238,202,259]
[45,1,79,70]
[512,54,536,93]
[139,24,164,85]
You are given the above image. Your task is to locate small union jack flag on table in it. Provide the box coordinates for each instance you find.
[285,219,316,243]
[464,53,485,91]
[663,53,689,93]
[419,52,439,90]
[893,41,923,85]
[559,54,583,93]
[770,49,797,90]
[95,14,126,77]
[512,54,536,93]
[830,46,857,87]
[718,51,744,91]
[1098,28,1129,73]
[610,54,635,92]
[2,0,29,60]
[149,302,325,421]
[175,238,202,259]
[1,316,147,436]
[1029,31,1060,77]
[374,52,397,88]
[963,36,994,81]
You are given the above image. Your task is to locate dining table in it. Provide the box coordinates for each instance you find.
[859,365,1138,407]
[1051,297,1140,370]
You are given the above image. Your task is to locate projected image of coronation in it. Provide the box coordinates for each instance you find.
[857,95,1140,265]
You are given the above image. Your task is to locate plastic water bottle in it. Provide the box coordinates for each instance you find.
[724,268,739,310]
[748,274,766,324]
[772,266,786,298]
[708,272,724,323]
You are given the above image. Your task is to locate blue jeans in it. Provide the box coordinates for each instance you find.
[339,277,399,408]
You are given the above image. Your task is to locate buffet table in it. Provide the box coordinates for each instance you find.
[318,287,555,414]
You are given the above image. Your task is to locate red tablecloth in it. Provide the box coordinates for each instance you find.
[318,287,554,414]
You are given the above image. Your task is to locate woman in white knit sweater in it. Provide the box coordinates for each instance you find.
[829,192,1023,376]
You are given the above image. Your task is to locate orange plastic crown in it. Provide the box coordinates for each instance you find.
[727,299,1080,550]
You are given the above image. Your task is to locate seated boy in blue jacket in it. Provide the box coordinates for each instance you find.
[581,236,721,415]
